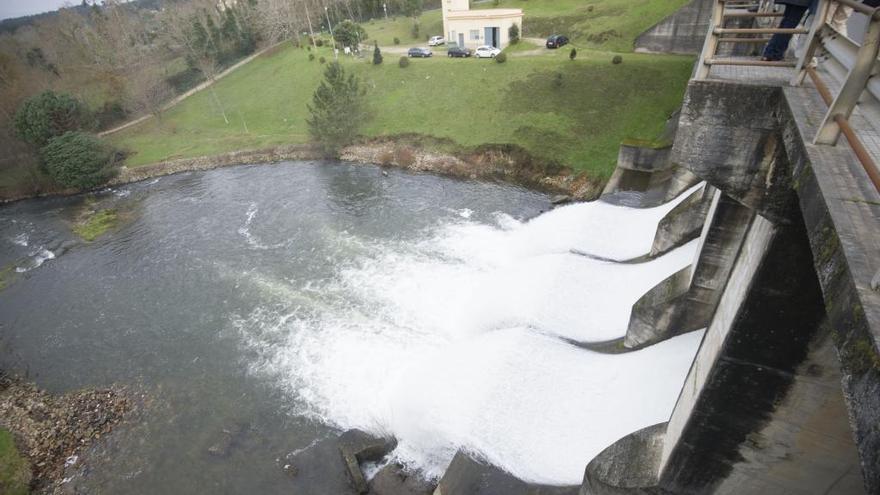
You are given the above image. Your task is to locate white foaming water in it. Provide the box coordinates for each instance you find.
[15,247,55,273]
[236,189,705,485]
[12,233,29,246]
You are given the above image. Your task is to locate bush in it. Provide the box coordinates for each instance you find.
[307,62,369,155]
[372,42,383,65]
[309,53,316,61]
[40,131,117,189]
[399,56,410,68]
[570,48,577,60]
[553,72,563,88]
[508,23,520,44]
[411,22,420,39]
[612,55,623,64]
[13,91,90,148]
[393,37,401,45]
[495,52,507,63]
[319,56,327,64]
[315,38,324,47]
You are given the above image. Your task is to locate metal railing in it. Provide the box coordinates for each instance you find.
[694,0,880,193]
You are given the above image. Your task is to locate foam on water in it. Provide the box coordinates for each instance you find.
[236,188,705,485]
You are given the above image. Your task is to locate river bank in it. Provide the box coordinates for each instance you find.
[0,372,137,494]
[0,138,604,205]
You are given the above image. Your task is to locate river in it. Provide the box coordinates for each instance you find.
[0,160,702,492]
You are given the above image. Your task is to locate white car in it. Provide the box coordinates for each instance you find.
[474,45,501,58]
[428,36,445,46]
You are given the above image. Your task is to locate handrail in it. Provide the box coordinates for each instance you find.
[694,0,880,195]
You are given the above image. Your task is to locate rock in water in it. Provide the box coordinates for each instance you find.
[282,429,397,495]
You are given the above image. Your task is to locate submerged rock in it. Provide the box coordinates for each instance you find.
[283,429,397,495]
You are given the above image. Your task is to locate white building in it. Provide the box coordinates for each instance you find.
[441,0,523,50]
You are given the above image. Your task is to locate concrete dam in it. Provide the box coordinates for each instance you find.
[279,1,880,493]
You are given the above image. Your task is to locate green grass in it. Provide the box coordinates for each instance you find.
[363,11,444,46]
[0,429,30,495]
[364,0,688,52]
[110,44,691,178]
[73,209,119,242]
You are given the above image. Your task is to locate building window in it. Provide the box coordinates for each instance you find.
[470,30,480,40]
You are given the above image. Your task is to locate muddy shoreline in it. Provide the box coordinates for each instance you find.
[0,372,137,494]
[1,139,604,205]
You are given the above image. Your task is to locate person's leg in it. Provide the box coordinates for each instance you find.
[763,4,809,60]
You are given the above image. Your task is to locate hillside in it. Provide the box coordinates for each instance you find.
[107,0,694,180]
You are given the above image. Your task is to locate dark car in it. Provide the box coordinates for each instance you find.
[546,35,569,49]
[407,47,433,58]
[447,46,472,58]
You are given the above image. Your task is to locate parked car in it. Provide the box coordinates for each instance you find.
[474,45,501,58]
[408,47,433,57]
[428,36,445,46]
[545,34,569,49]
[447,46,472,58]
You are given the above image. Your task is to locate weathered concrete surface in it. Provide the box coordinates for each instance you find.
[601,144,701,209]
[283,429,397,495]
[650,182,715,256]
[580,423,669,495]
[634,0,712,55]
[656,213,865,494]
[435,451,579,495]
[624,189,752,349]
[673,82,799,224]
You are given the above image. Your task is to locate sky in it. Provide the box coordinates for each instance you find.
[0,1,88,21]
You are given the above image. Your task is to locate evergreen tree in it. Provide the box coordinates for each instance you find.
[372,42,383,65]
[306,62,368,155]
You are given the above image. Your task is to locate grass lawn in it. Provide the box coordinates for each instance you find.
[110,44,691,178]
[361,0,689,52]
[0,428,30,495]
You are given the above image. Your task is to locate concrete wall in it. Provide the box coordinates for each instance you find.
[634,0,713,55]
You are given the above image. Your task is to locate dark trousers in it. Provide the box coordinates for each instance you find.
[763,4,809,60]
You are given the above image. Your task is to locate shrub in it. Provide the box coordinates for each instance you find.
[307,45,312,51]
[399,56,410,68]
[309,53,316,61]
[393,37,401,45]
[553,72,563,88]
[495,52,507,63]
[13,91,89,148]
[40,131,117,189]
[570,48,577,60]
[307,62,369,155]
[315,38,324,47]
[612,55,623,64]
[319,56,326,64]
[508,23,520,44]
[411,22,420,39]
[372,42,383,65]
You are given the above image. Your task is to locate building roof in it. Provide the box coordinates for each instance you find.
[446,8,523,20]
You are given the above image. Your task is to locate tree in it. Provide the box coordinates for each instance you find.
[508,23,519,44]
[402,0,423,18]
[372,42,383,65]
[13,91,89,148]
[127,67,174,121]
[306,62,368,155]
[333,20,367,50]
[40,131,118,189]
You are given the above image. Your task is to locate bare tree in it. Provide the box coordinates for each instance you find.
[126,65,175,121]
[194,56,229,125]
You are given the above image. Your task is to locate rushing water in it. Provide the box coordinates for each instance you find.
[0,160,702,491]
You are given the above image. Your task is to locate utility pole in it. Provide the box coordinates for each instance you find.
[325,5,338,60]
